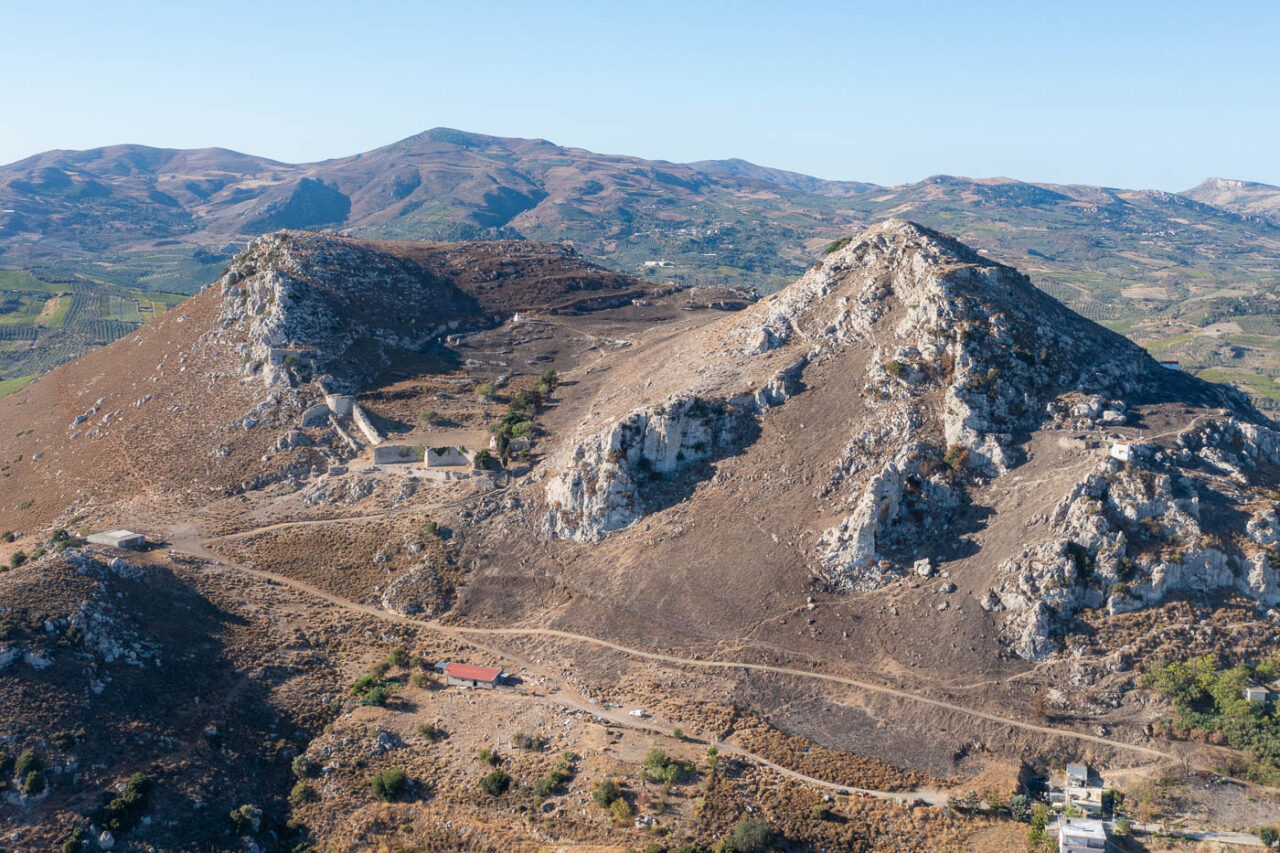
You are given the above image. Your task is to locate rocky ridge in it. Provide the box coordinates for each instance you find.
[537,220,1278,658]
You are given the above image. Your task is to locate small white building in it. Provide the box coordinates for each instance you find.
[513,312,531,323]
[1159,360,1181,371]
[1059,817,1106,853]
[86,530,146,550]
[1109,442,1131,462]
[1245,681,1271,705]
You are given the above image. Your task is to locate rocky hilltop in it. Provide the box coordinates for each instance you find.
[533,220,1277,660]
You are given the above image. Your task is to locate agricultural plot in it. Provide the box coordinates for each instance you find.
[0,265,190,381]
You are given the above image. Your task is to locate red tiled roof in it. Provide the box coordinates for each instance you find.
[445,662,501,682]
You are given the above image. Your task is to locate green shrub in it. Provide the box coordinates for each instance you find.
[423,520,439,537]
[1113,818,1132,836]
[475,384,495,398]
[1260,826,1279,847]
[386,646,410,668]
[95,773,153,832]
[885,359,906,378]
[539,368,558,392]
[721,817,775,852]
[478,747,500,765]
[823,236,852,255]
[10,550,27,568]
[21,770,45,797]
[229,803,261,834]
[371,769,409,802]
[291,755,313,779]
[479,768,511,797]
[592,778,622,808]
[14,750,39,776]
[290,781,318,805]
[1008,793,1029,822]
[943,444,969,471]
[472,449,493,469]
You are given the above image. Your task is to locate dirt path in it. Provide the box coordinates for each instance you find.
[444,626,1170,760]
[168,541,950,802]
[168,531,1168,761]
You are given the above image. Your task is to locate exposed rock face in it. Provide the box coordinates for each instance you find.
[733,221,1254,590]
[991,416,1280,658]
[543,360,805,541]
[216,231,480,390]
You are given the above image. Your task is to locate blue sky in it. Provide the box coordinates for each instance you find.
[2,0,1277,189]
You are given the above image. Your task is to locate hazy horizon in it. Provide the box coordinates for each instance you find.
[3,0,1278,191]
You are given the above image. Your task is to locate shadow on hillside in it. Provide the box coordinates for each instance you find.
[3,557,321,849]
[633,407,766,517]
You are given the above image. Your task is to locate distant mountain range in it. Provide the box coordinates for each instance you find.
[3,128,1280,402]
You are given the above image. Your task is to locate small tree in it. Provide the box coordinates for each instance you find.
[10,550,27,569]
[292,755,313,779]
[14,751,39,777]
[475,384,495,398]
[1260,826,1279,848]
[1008,793,1029,822]
[722,818,774,853]
[21,770,45,797]
[672,727,684,740]
[962,790,980,811]
[592,778,622,808]
[479,768,511,797]
[609,796,633,824]
[1113,818,1132,836]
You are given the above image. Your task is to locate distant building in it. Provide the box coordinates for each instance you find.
[1245,681,1271,705]
[513,312,531,323]
[1159,360,1181,370]
[86,530,146,550]
[1058,817,1106,852]
[444,663,503,689]
[1065,764,1088,787]
[1109,442,1131,462]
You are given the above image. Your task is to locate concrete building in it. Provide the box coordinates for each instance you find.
[444,663,502,689]
[425,446,471,468]
[1063,763,1103,816]
[1109,442,1131,462]
[372,444,423,464]
[1245,681,1271,705]
[1058,818,1106,852]
[86,530,146,550]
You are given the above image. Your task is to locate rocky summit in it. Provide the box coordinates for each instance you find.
[4,221,1280,850]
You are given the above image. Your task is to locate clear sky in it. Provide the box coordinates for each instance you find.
[2,0,1277,190]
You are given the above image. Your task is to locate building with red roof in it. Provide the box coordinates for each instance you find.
[444,662,503,689]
